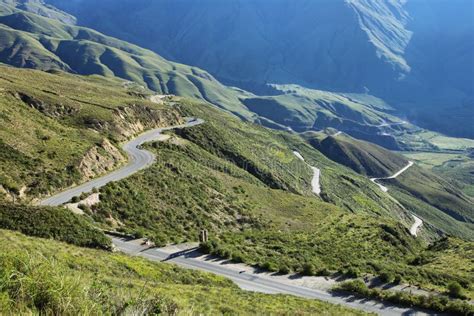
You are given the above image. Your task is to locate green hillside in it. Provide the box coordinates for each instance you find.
[0,65,472,294]
[0,229,365,315]
[91,98,473,295]
[299,130,474,240]
[0,65,183,200]
[401,151,474,198]
[383,166,474,239]
[304,132,408,177]
[0,0,434,145]
[0,2,256,119]
[47,0,474,139]
[241,84,412,149]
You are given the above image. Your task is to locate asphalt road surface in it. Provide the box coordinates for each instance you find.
[40,118,204,206]
[112,237,431,316]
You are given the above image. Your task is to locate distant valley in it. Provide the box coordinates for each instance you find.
[0,1,473,315]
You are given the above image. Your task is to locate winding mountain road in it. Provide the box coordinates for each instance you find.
[40,118,204,206]
[370,161,414,193]
[293,151,321,195]
[369,161,423,236]
[39,117,428,313]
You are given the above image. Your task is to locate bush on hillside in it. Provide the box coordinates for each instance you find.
[0,203,111,249]
[447,282,466,299]
[335,280,474,315]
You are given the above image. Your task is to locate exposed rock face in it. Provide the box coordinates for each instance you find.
[0,185,10,201]
[78,139,125,180]
[65,192,101,215]
[112,104,183,139]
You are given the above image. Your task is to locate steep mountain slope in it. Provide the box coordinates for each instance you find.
[49,0,409,92]
[0,0,75,24]
[0,63,472,309]
[49,0,474,138]
[304,132,408,177]
[301,131,474,239]
[242,84,412,149]
[0,1,257,119]
[0,65,184,200]
[0,0,436,149]
[385,166,474,239]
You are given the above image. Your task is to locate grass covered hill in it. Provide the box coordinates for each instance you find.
[90,98,471,296]
[304,132,409,178]
[0,0,256,119]
[301,129,474,241]
[0,65,472,299]
[0,202,111,249]
[0,229,367,315]
[0,0,434,146]
[242,84,412,149]
[0,65,183,200]
[384,166,474,240]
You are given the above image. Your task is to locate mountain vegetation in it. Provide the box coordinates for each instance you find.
[304,132,408,177]
[1,0,462,149]
[0,202,111,249]
[0,1,472,313]
[48,0,474,138]
[0,65,183,200]
[0,229,366,315]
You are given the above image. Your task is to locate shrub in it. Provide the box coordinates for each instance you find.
[447,281,465,299]
[231,252,244,263]
[393,274,402,285]
[301,263,316,276]
[337,280,369,296]
[278,265,291,274]
[345,267,360,278]
[261,261,278,272]
[379,271,395,283]
[133,230,145,239]
[317,268,331,277]
[335,280,474,315]
[71,196,80,203]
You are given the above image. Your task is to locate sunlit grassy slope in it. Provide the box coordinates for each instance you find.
[0,1,432,143]
[0,229,367,315]
[303,132,408,177]
[0,65,182,198]
[0,2,256,119]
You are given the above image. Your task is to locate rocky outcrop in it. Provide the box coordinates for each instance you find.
[112,104,183,139]
[78,139,125,180]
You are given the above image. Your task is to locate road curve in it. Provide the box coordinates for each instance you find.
[369,161,423,237]
[370,161,414,193]
[410,215,423,237]
[293,151,321,195]
[111,237,431,316]
[40,118,204,206]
